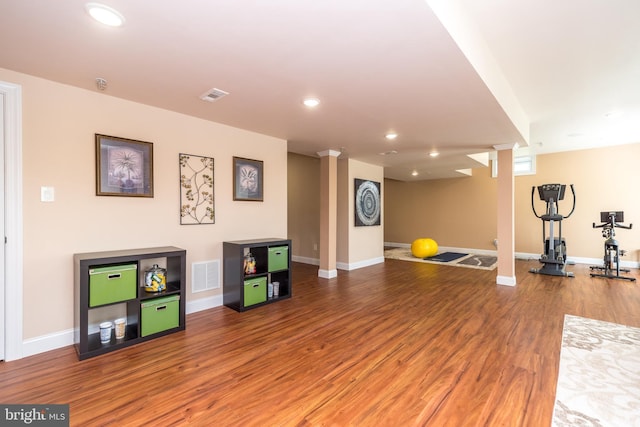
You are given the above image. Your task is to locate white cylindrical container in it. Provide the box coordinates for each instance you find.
[272,281,280,297]
[99,321,113,343]
[114,318,126,340]
[268,282,274,299]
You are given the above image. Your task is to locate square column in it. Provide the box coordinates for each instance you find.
[317,150,340,278]
[494,143,517,286]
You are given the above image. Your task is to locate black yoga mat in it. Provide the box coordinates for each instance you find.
[424,252,468,262]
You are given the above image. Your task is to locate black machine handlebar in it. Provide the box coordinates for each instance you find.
[530,186,542,218]
[531,183,576,220]
[593,211,632,230]
[593,222,632,229]
[565,184,576,218]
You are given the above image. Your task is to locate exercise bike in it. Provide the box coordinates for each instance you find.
[530,183,576,277]
[590,211,636,282]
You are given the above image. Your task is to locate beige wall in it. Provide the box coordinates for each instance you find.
[1,68,288,340]
[288,155,385,268]
[385,167,497,250]
[287,152,320,260]
[385,143,640,261]
[515,145,640,260]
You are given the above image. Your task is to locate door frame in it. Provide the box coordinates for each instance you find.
[1,80,23,361]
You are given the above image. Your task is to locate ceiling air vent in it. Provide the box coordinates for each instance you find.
[200,88,229,102]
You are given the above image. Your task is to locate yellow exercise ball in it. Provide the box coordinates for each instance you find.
[411,238,438,258]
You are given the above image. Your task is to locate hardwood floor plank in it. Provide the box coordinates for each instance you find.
[1,259,639,426]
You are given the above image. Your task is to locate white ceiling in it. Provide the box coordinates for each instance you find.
[1,0,639,180]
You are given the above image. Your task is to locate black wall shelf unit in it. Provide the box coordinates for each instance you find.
[74,246,186,360]
[223,238,292,312]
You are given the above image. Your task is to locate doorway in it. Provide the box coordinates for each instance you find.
[1,80,23,361]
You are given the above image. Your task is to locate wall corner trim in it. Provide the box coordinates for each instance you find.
[493,142,519,151]
[317,149,341,158]
[496,275,517,287]
[318,269,337,279]
[1,79,24,361]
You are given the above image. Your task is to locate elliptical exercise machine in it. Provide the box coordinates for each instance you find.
[530,183,576,277]
[589,211,636,282]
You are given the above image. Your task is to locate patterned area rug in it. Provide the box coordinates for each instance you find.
[383,247,497,270]
[553,315,640,426]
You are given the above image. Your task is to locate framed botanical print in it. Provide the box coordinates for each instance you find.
[95,134,153,197]
[233,157,263,201]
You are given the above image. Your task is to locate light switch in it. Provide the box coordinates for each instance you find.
[41,186,55,202]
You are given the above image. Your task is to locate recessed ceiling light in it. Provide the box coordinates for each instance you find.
[411,170,419,176]
[303,98,320,108]
[385,133,398,140]
[86,3,125,27]
[429,151,439,157]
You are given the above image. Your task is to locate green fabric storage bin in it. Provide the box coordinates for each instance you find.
[89,264,137,307]
[244,277,267,307]
[268,246,288,272]
[141,295,180,337]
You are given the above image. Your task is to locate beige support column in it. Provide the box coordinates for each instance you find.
[494,143,517,286]
[317,150,340,278]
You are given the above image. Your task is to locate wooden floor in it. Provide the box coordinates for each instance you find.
[2,259,639,426]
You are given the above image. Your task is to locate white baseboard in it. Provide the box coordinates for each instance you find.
[384,241,410,248]
[337,256,385,271]
[497,275,517,287]
[20,249,640,359]
[21,295,224,359]
[23,328,75,358]
[318,269,337,279]
[385,242,498,256]
[186,294,223,314]
[519,251,640,269]
[292,255,319,265]
[438,246,497,257]
[387,244,640,269]
[569,256,639,269]
[296,254,385,272]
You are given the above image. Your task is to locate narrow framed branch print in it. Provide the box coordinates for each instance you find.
[179,153,215,224]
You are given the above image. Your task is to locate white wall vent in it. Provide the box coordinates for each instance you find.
[199,88,229,102]
[192,260,220,293]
